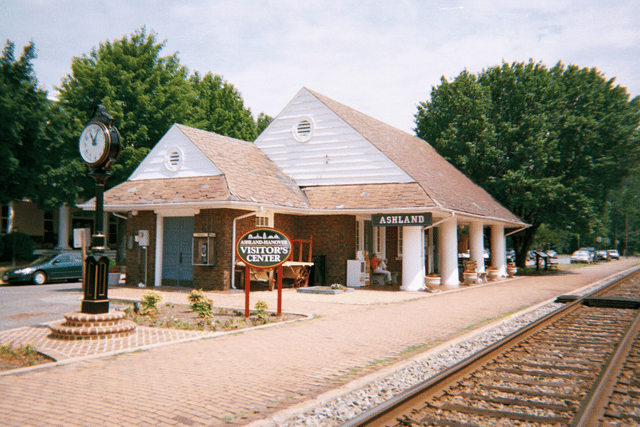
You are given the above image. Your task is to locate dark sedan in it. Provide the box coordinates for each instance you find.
[2,252,83,285]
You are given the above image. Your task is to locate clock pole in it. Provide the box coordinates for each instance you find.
[79,105,122,314]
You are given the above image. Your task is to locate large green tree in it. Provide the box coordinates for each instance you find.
[46,27,271,204]
[189,72,265,142]
[50,27,194,196]
[0,40,49,207]
[415,60,640,266]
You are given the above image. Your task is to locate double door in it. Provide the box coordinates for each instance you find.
[162,217,193,286]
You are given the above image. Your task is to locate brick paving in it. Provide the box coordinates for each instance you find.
[0,259,638,426]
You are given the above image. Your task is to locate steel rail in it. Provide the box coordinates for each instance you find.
[571,307,640,426]
[340,270,639,427]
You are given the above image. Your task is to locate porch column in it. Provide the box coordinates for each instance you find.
[400,225,425,291]
[439,216,459,286]
[469,221,485,273]
[55,204,71,250]
[490,224,506,276]
[154,215,163,287]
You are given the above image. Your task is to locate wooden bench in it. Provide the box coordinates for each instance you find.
[549,257,559,269]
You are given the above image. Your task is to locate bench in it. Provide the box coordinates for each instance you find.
[371,271,399,286]
[549,257,559,269]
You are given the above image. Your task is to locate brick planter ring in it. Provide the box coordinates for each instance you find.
[48,311,136,340]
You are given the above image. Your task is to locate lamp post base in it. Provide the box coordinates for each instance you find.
[81,299,110,314]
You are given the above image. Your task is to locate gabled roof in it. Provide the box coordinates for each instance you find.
[306,89,524,224]
[101,124,309,209]
[98,90,525,227]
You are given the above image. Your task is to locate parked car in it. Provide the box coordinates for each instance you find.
[608,249,621,260]
[570,250,592,264]
[546,250,558,259]
[2,252,83,285]
[579,247,596,263]
[506,249,516,263]
[595,250,609,262]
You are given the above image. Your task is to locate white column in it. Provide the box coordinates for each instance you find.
[154,215,163,287]
[490,224,506,276]
[55,204,71,250]
[400,226,425,291]
[439,216,459,286]
[469,221,485,273]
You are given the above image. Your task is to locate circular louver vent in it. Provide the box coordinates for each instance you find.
[164,147,183,172]
[292,116,314,142]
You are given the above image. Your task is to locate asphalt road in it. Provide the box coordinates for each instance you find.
[0,281,84,330]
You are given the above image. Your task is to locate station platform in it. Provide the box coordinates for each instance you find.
[1,258,638,426]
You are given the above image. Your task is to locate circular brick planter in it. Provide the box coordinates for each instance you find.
[48,311,136,340]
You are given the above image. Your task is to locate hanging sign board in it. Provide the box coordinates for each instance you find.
[236,228,292,269]
[372,213,432,227]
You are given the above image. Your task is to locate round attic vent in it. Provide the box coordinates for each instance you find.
[164,147,183,172]
[292,116,314,142]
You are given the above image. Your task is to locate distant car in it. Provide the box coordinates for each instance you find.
[506,249,516,263]
[570,250,592,264]
[579,247,596,263]
[607,249,621,260]
[2,252,83,285]
[546,250,558,258]
[595,250,609,262]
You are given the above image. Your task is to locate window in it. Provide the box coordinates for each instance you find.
[255,210,273,227]
[397,227,403,257]
[356,218,385,258]
[292,116,315,142]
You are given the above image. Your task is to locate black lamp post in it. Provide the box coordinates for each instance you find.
[78,106,122,314]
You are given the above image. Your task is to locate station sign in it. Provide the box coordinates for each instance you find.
[236,228,292,269]
[372,213,432,227]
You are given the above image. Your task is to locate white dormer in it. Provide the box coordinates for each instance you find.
[255,88,413,187]
[129,124,222,181]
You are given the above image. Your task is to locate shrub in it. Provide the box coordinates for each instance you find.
[254,300,270,323]
[140,291,162,316]
[188,289,213,318]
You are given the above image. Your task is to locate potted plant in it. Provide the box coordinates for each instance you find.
[507,263,517,277]
[487,266,500,281]
[462,270,478,284]
[425,274,441,286]
[108,259,122,286]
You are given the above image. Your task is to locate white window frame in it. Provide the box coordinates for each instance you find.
[397,227,403,257]
[255,210,274,228]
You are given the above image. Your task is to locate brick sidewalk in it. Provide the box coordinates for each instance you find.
[1,259,638,426]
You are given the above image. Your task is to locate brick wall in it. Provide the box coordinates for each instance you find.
[123,209,360,290]
[124,211,156,287]
[283,214,356,286]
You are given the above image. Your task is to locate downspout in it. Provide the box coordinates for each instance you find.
[230,207,263,289]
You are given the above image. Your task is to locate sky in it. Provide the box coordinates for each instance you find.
[2,0,639,133]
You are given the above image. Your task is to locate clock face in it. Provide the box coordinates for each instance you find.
[79,123,109,166]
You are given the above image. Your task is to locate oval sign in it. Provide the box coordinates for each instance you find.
[236,228,292,269]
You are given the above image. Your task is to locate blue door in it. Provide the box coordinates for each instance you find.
[162,217,193,286]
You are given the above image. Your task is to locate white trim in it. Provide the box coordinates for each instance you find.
[154,215,163,287]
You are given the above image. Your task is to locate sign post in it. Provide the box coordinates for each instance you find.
[236,228,292,317]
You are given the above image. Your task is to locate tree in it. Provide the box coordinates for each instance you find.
[189,72,263,142]
[0,40,49,209]
[415,60,640,266]
[50,27,194,194]
[47,27,272,202]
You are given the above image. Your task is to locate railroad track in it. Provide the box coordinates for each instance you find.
[342,269,640,427]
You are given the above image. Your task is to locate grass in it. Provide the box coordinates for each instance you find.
[0,344,53,371]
